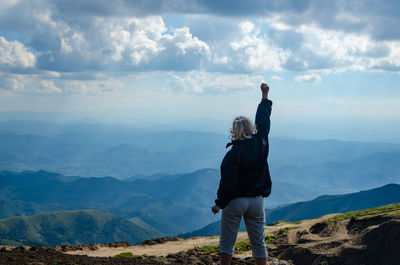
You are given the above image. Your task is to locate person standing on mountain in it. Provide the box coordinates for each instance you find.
[211,83,272,265]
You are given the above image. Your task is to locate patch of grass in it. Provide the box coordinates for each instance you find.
[157,257,167,263]
[265,226,298,243]
[195,239,252,255]
[269,220,302,226]
[112,252,166,263]
[265,234,276,243]
[196,226,299,254]
[325,202,400,223]
[276,226,297,236]
[113,252,136,258]
[234,238,251,253]
[195,244,219,254]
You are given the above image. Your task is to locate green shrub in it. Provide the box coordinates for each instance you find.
[264,226,298,243]
[276,226,297,236]
[157,257,167,263]
[265,234,276,243]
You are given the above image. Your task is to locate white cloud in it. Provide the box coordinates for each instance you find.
[0,0,400,99]
[167,72,264,93]
[97,16,168,65]
[224,21,289,72]
[0,36,36,70]
[2,1,400,76]
[239,21,255,34]
[1,75,61,94]
[1,0,19,9]
[46,0,400,42]
[266,22,400,73]
[169,27,210,55]
[270,75,283,80]
[18,14,210,72]
[39,80,62,94]
[294,73,321,83]
[65,79,124,95]
[0,73,123,95]
[44,71,61,78]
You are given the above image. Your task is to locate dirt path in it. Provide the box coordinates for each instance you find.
[236,213,340,258]
[66,232,246,258]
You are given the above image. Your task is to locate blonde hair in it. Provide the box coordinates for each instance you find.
[230,116,256,140]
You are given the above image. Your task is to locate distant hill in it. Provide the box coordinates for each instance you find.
[182,184,400,238]
[0,209,163,246]
[0,199,50,219]
[180,219,222,239]
[266,183,400,224]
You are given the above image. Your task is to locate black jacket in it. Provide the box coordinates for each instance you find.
[215,99,272,209]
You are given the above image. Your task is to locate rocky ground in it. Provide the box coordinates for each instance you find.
[267,215,400,265]
[0,246,289,265]
[1,212,399,265]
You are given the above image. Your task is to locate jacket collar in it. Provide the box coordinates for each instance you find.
[226,135,254,148]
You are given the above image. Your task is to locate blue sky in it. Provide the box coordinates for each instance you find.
[0,0,399,139]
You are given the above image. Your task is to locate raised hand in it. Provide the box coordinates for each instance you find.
[260,83,269,99]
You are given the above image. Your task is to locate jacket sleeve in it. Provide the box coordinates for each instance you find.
[255,99,273,140]
[215,147,240,209]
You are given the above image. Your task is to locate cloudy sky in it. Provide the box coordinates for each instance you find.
[1,0,399,134]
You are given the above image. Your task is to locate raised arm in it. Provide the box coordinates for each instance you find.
[255,83,272,140]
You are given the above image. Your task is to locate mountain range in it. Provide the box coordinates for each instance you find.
[1,120,400,245]
[0,169,319,235]
[1,120,400,180]
[2,147,400,235]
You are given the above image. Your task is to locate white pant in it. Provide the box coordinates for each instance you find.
[219,196,267,258]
